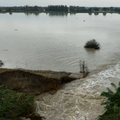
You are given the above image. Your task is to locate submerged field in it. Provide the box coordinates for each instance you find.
[0,12,120,120]
[0,13,120,72]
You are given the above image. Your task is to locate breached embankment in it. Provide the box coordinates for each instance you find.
[34,63,120,120]
[0,69,78,94]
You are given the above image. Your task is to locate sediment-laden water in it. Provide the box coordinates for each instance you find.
[35,63,120,120]
[0,13,120,72]
[1,12,120,119]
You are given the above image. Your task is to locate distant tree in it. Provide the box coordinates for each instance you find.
[93,7,99,12]
[47,5,68,12]
[110,6,113,11]
[114,8,120,12]
[34,5,39,11]
[88,8,92,12]
[8,8,12,12]
[103,7,107,11]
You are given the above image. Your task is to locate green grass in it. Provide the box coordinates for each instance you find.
[0,85,35,120]
[98,83,120,120]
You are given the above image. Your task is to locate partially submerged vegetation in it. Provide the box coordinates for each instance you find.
[98,83,120,120]
[0,60,3,67]
[79,60,89,73]
[84,39,100,49]
[0,85,36,120]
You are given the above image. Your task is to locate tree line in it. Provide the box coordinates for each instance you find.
[47,5,68,12]
[0,5,120,13]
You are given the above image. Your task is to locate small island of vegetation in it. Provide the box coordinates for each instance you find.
[84,39,100,49]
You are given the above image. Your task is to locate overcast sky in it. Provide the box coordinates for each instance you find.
[1,0,120,7]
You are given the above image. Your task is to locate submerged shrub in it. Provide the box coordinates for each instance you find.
[84,39,100,49]
[98,82,120,120]
[0,86,35,120]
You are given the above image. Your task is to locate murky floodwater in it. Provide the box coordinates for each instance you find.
[1,12,120,120]
[35,63,120,120]
[0,13,120,72]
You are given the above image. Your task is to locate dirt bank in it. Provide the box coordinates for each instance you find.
[0,68,80,94]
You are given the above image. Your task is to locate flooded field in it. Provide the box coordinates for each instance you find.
[0,13,120,72]
[0,12,120,120]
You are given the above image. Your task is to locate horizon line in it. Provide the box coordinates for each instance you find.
[0,5,120,8]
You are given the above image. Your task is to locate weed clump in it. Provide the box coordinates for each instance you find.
[98,82,120,120]
[84,39,100,49]
[0,86,35,120]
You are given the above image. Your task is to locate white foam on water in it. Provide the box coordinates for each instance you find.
[34,63,120,120]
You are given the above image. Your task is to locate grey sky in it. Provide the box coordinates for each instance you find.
[1,0,120,7]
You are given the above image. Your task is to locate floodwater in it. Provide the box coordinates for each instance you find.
[1,12,120,120]
[35,63,120,120]
[0,12,120,72]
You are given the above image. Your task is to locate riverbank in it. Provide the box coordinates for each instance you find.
[0,68,71,79]
[0,68,86,95]
[0,68,83,120]
[0,63,120,120]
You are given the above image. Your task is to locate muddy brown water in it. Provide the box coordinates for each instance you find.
[0,13,120,73]
[1,13,120,120]
[35,63,120,120]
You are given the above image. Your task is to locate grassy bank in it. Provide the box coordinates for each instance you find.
[0,85,38,120]
[0,68,72,120]
[98,83,120,120]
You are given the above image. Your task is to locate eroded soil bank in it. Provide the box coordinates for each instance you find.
[0,68,84,94]
[1,65,118,120]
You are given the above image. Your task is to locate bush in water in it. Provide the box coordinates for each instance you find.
[84,39,100,49]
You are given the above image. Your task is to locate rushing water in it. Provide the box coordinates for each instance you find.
[0,12,120,72]
[35,63,120,120]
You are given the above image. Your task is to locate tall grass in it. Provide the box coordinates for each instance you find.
[98,83,120,120]
[0,86,35,120]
